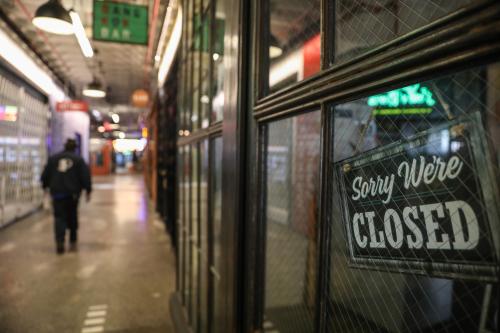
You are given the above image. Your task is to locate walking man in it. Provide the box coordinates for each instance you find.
[41,139,92,254]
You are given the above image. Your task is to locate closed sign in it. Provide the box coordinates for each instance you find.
[335,112,500,281]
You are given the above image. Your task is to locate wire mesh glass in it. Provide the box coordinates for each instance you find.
[334,0,474,64]
[267,0,321,94]
[328,63,500,332]
[263,110,321,332]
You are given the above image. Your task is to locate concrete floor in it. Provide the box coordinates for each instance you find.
[0,175,176,333]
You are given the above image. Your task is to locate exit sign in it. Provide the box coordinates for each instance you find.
[93,1,148,45]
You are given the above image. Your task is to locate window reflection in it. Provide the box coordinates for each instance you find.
[268,0,320,93]
[264,111,321,332]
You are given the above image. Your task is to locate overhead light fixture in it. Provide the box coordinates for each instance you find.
[111,113,120,124]
[91,109,101,119]
[70,10,93,57]
[269,46,283,59]
[83,78,106,98]
[32,0,74,35]
[200,95,209,104]
[269,34,283,59]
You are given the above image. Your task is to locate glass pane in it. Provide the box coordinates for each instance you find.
[211,0,225,122]
[334,0,473,64]
[202,0,210,13]
[177,62,185,134]
[199,13,211,128]
[264,111,321,332]
[211,137,223,332]
[183,146,191,305]
[190,143,200,330]
[268,0,321,94]
[329,63,500,332]
[199,140,209,331]
[177,146,185,296]
[192,1,203,131]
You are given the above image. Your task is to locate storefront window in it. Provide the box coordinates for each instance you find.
[267,0,321,94]
[328,63,500,332]
[263,110,321,332]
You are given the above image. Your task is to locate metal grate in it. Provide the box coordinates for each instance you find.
[0,73,48,227]
[334,0,474,63]
[328,63,500,332]
[264,110,322,332]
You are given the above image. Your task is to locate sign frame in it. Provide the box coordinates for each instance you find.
[92,0,149,45]
[334,112,500,282]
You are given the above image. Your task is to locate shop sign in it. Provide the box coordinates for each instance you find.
[93,1,148,45]
[56,100,88,113]
[131,89,149,108]
[334,112,500,281]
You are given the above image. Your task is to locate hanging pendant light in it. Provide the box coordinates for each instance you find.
[83,78,106,98]
[269,34,283,59]
[32,0,74,35]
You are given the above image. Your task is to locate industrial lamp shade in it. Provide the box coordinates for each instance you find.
[83,79,106,98]
[32,0,73,35]
[269,34,283,59]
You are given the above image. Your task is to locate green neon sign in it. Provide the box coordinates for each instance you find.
[368,84,436,108]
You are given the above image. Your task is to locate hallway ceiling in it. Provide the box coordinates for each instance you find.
[0,0,167,106]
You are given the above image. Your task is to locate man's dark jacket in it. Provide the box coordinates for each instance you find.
[41,151,92,197]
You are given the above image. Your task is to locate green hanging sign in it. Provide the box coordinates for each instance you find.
[93,1,148,45]
[368,84,436,109]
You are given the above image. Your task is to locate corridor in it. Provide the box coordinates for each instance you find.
[0,175,176,333]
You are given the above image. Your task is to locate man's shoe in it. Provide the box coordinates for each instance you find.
[56,243,65,255]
